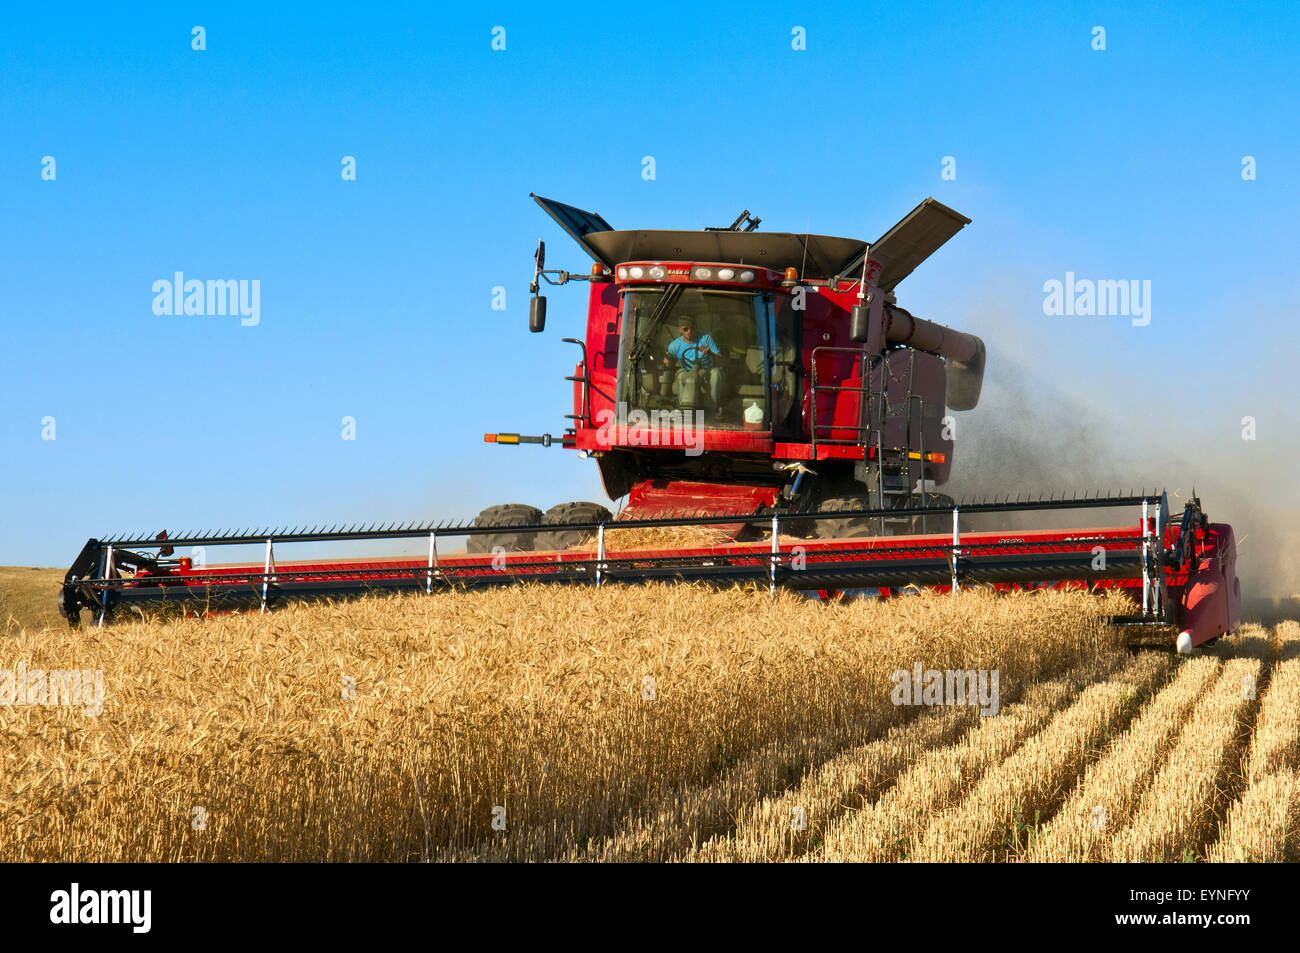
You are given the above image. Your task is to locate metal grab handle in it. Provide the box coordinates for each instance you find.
[951,506,960,594]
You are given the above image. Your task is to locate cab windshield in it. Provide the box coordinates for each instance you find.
[617,287,772,432]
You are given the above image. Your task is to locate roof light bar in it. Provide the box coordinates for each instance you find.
[613,263,766,285]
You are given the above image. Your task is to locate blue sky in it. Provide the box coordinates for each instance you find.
[2,1,1298,574]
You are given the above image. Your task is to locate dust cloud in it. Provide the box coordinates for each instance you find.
[943,347,1300,620]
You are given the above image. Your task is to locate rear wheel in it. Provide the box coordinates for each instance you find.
[537,501,613,551]
[906,492,960,535]
[813,496,881,539]
[468,503,544,554]
[811,491,963,539]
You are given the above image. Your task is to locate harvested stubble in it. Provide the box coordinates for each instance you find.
[1208,771,1300,863]
[440,586,1122,862]
[1243,658,1300,782]
[1206,626,1300,863]
[681,706,979,863]
[1276,620,1300,658]
[1024,655,1221,862]
[1210,623,1274,662]
[811,653,1131,864]
[903,651,1173,862]
[1108,658,1262,862]
[0,567,66,635]
[1,584,1121,862]
[577,705,975,863]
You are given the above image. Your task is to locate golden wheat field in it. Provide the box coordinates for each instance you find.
[1,572,1297,863]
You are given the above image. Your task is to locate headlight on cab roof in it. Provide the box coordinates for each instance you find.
[693,265,757,283]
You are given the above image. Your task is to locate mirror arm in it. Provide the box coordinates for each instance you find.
[536,269,592,287]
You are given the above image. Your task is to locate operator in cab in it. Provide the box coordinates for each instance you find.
[663,315,719,370]
[662,315,724,414]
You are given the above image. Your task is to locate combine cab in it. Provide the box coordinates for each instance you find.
[510,193,985,528]
[59,195,1241,653]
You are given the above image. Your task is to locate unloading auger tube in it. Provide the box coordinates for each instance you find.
[60,492,1239,654]
[866,302,986,412]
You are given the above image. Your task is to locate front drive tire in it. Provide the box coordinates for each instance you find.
[468,503,544,554]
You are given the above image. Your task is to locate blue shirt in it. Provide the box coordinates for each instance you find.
[668,333,719,368]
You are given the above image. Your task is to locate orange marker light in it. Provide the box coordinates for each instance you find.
[784,267,798,281]
[591,263,606,276]
[484,434,497,443]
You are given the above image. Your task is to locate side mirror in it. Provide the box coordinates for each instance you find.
[529,295,547,333]
[529,240,546,297]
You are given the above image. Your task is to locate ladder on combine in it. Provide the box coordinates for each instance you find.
[810,345,933,533]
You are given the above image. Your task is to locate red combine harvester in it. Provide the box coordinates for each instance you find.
[60,196,1241,654]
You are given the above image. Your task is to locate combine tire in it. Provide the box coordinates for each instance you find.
[906,492,958,535]
[907,492,979,534]
[468,503,544,554]
[812,493,963,538]
[537,502,613,551]
[813,496,880,539]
